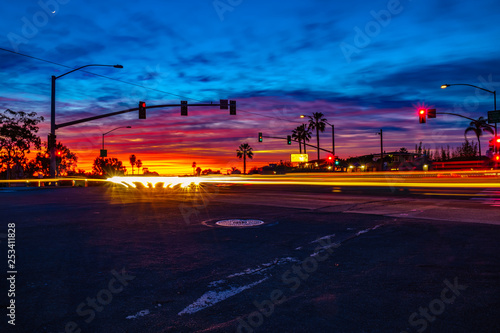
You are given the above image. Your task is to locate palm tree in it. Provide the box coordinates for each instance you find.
[129,154,136,175]
[236,143,254,174]
[301,124,312,154]
[308,112,327,161]
[291,124,312,154]
[136,159,143,174]
[464,117,494,157]
[292,126,302,153]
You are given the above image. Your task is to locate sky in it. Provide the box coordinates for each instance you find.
[1,0,500,175]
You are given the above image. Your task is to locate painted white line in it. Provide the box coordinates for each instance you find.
[126,309,150,320]
[356,224,383,236]
[310,234,336,244]
[226,257,299,278]
[208,279,226,287]
[178,278,268,315]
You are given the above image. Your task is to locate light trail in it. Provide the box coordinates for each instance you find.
[106,172,500,189]
[0,171,498,190]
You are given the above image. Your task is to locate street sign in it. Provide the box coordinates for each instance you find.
[100,149,107,157]
[291,154,308,163]
[488,110,500,124]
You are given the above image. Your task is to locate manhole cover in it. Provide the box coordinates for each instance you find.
[215,219,265,227]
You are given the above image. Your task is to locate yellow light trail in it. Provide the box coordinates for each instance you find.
[0,171,498,190]
[106,171,500,189]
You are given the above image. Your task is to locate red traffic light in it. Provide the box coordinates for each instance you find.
[494,155,500,161]
[56,151,62,156]
[328,156,332,160]
[419,109,426,115]
[139,101,146,119]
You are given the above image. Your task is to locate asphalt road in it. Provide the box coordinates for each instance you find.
[1,183,500,333]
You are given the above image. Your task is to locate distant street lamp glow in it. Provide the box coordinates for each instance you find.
[441,84,449,89]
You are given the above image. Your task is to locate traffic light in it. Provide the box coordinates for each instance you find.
[139,101,146,119]
[328,155,333,161]
[181,101,188,116]
[335,159,340,166]
[427,108,436,118]
[230,100,236,115]
[494,154,500,162]
[220,99,228,109]
[287,135,292,145]
[258,132,263,142]
[419,108,426,123]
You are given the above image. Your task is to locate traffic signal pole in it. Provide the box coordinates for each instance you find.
[55,102,229,129]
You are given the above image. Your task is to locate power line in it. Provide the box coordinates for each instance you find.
[0,47,304,124]
[0,46,203,102]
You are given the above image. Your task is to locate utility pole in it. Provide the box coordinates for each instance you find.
[377,129,383,171]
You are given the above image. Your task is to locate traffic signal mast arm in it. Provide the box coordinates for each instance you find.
[56,102,229,129]
[261,135,334,154]
[435,112,496,130]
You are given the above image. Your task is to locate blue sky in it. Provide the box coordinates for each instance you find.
[1,0,500,173]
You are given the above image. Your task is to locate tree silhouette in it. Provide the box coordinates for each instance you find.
[192,161,196,175]
[136,159,143,174]
[292,126,302,153]
[129,154,136,174]
[301,124,312,154]
[92,157,126,176]
[464,117,494,157]
[291,124,312,154]
[236,143,254,174]
[307,112,327,161]
[0,109,43,179]
[35,141,78,176]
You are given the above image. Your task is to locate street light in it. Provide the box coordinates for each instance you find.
[377,129,383,171]
[300,115,335,155]
[441,83,497,154]
[50,64,123,178]
[324,120,335,156]
[102,126,132,156]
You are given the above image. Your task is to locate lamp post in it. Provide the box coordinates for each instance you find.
[441,83,497,154]
[325,120,335,156]
[102,126,132,156]
[377,129,383,171]
[50,64,123,178]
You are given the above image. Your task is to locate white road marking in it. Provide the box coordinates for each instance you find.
[178,278,268,315]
